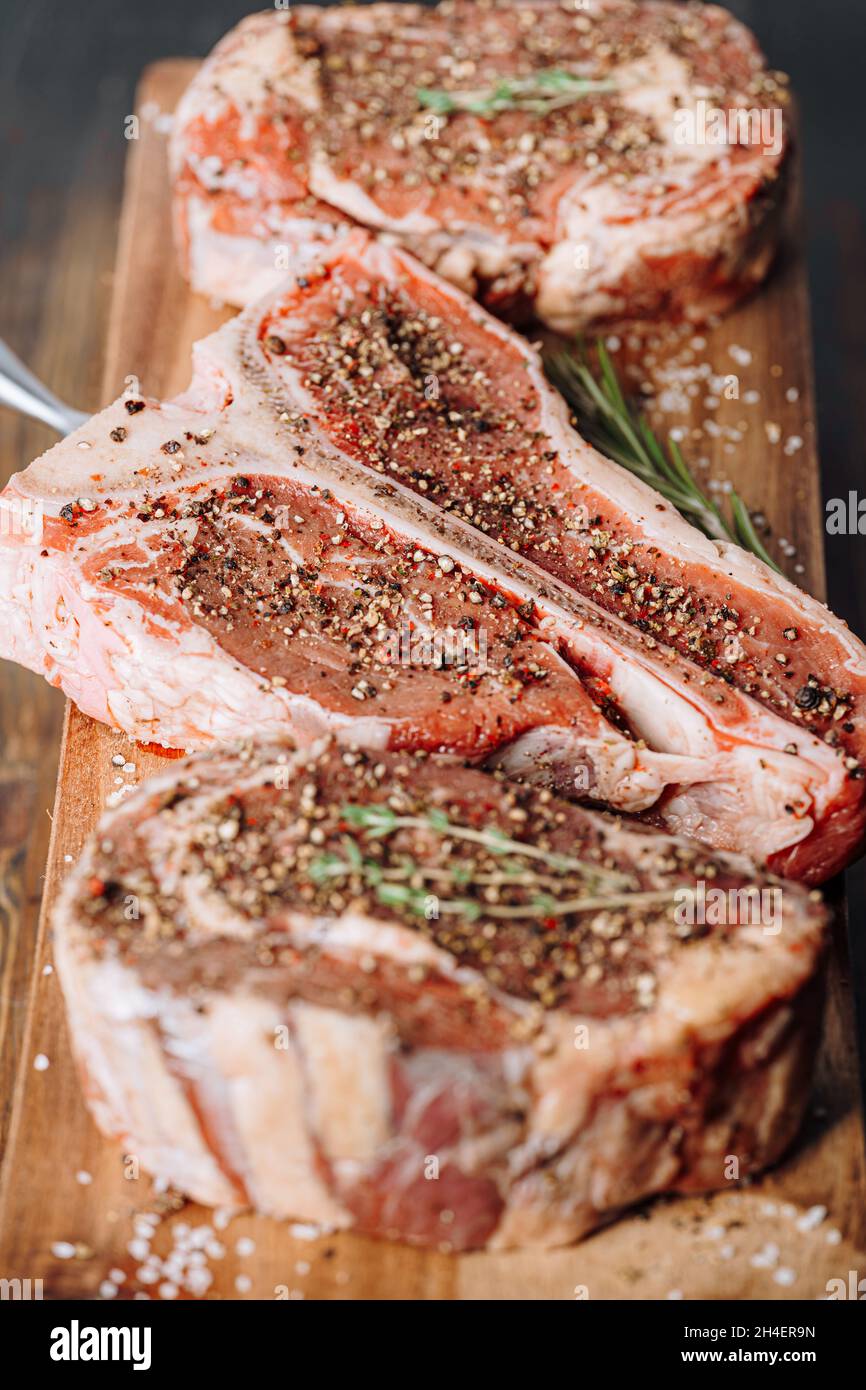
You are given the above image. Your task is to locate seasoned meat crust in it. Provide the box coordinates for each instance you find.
[171,0,790,329]
[55,737,827,1250]
[1,234,864,881]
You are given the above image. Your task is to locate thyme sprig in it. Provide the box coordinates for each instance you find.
[306,804,680,923]
[543,341,781,572]
[340,803,632,888]
[417,69,617,118]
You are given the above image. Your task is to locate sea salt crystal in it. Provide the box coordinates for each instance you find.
[773,1267,797,1287]
[33,1053,50,1071]
[186,1268,213,1297]
[51,1242,77,1260]
[750,1242,779,1269]
[290,1223,324,1241]
[796,1205,827,1233]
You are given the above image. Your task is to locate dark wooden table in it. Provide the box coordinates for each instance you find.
[1,0,865,1169]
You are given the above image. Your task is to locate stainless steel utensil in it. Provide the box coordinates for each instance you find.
[0,336,88,436]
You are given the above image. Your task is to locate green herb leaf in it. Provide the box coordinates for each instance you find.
[417,69,617,118]
[308,853,349,885]
[341,803,398,837]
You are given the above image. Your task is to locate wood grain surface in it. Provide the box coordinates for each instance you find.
[0,60,864,1302]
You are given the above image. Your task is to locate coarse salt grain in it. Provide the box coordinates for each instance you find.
[290,1223,324,1240]
[796,1205,827,1233]
[33,1053,50,1071]
[750,1242,779,1269]
[51,1241,77,1260]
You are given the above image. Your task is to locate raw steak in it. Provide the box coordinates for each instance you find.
[54,737,827,1251]
[0,233,863,881]
[170,0,789,330]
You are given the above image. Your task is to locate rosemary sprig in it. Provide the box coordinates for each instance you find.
[543,341,782,572]
[417,69,616,118]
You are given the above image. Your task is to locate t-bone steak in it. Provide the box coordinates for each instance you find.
[0,233,864,882]
[170,0,789,330]
[54,737,827,1251]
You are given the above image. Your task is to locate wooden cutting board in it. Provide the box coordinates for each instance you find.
[1,60,865,1302]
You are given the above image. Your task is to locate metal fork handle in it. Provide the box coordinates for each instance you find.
[0,337,89,436]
